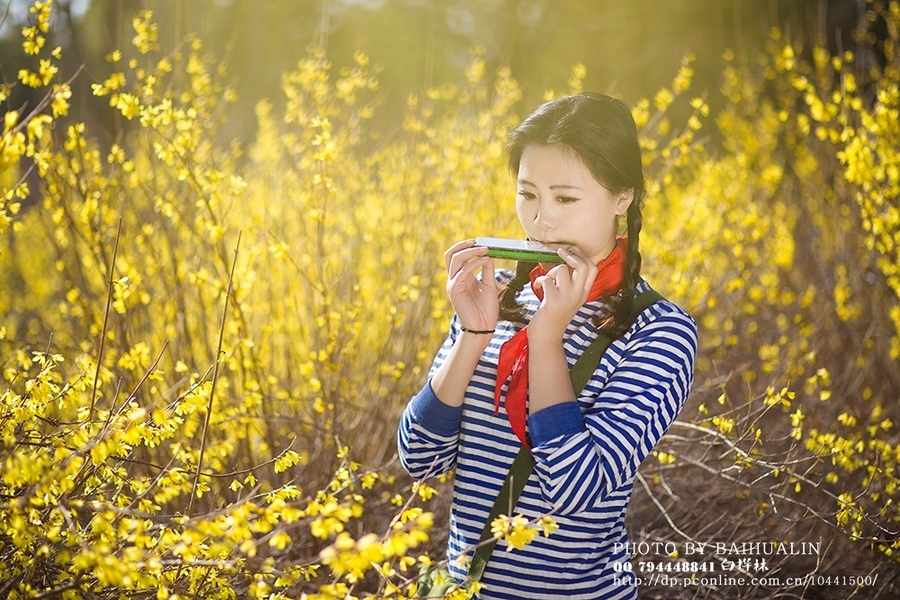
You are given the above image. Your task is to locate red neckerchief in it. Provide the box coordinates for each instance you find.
[493,237,628,449]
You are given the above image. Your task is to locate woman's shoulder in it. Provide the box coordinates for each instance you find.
[631,280,698,348]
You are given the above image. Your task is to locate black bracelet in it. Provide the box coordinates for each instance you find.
[460,325,495,335]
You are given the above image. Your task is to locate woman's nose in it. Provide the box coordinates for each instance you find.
[534,202,556,229]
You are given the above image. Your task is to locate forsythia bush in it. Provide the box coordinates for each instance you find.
[0,1,897,598]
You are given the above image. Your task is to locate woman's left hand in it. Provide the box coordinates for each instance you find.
[529,246,598,344]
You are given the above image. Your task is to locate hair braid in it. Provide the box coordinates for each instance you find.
[593,197,644,337]
[624,196,644,291]
[497,260,536,324]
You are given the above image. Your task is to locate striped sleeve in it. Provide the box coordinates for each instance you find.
[529,303,698,515]
[397,320,463,479]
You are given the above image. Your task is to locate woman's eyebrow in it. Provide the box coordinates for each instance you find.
[517,178,582,191]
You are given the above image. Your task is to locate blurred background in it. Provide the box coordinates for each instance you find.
[2,1,899,597]
[0,0,877,140]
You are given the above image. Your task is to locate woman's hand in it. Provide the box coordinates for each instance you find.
[429,241,499,408]
[529,246,598,344]
[443,239,499,335]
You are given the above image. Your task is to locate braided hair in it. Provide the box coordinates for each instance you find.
[498,93,645,338]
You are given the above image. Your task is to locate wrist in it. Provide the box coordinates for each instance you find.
[526,325,565,348]
[457,327,494,350]
[527,310,570,346]
[459,324,495,335]
[527,331,566,362]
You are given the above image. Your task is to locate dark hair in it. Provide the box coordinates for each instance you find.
[498,93,645,338]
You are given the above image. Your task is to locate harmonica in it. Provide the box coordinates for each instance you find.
[474,237,565,263]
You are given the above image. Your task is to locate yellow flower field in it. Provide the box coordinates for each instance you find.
[1,1,898,598]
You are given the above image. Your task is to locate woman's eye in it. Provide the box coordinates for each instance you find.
[518,191,536,200]
[558,196,579,204]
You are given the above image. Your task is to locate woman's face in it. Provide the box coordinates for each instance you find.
[515,143,633,266]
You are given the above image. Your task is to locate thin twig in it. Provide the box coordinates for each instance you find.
[0,1,12,31]
[635,471,695,543]
[187,230,241,518]
[90,217,122,418]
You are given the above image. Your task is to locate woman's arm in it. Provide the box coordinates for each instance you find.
[527,246,597,413]
[397,320,492,479]
[526,339,576,412]
[529,306,698,515]
[398,240,500,478]
[430,330,493,407]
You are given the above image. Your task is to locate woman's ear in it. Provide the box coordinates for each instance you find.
[614,189,635,216]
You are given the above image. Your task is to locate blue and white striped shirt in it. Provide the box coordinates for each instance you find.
[398,275,698,599]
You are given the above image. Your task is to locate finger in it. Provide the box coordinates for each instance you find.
[443,239,477,272]
[558,251,584,284]
[558,246,594,272]
[446,245,489,278]
[562,244,590,259]
[558,246,581,267]
[449,255,491,286]
[553,267,575,296]
[546,264,569,282]
[559,247,596,291]
[539,269,566,296]
[540,273,567,305]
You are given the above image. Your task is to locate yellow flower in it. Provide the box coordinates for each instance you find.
[490,514,538,551]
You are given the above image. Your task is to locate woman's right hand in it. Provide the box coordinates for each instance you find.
[443,239,499,335]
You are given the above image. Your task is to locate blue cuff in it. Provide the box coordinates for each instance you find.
[528,402,585,447]
[410,379,464,437]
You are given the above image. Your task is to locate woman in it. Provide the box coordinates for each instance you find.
[398,93,698,599]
